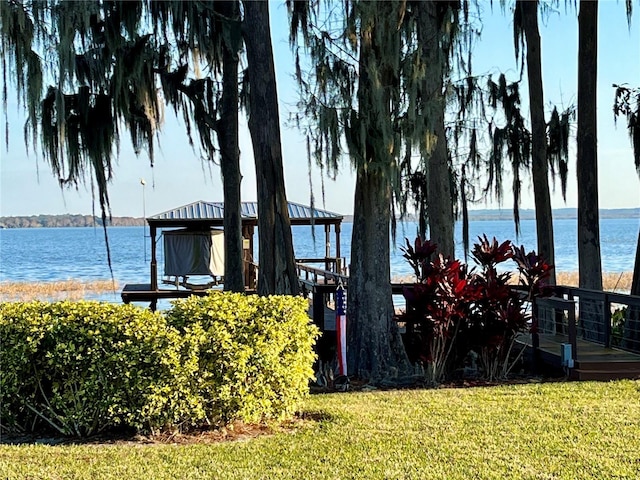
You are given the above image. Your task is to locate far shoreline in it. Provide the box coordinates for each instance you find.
[1,207,639,228]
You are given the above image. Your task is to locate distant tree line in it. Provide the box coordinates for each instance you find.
[2,208,637,229]
[0,215,144,229]
[342,208,640,223]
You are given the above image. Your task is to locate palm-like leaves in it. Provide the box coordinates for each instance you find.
[401,234,552,381]
[471,234,513,267]
[401,237,438,282]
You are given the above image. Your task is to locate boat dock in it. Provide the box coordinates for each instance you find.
[520,287,640,380]
[122,199,640,381]
[123,262,640,381]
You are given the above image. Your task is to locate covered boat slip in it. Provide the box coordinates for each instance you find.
[121,200,640,381]
[121,200,344,309]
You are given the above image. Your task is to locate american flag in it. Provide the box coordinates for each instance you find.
[335,283,347,376]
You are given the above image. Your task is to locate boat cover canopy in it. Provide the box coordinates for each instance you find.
[163,228,224,277]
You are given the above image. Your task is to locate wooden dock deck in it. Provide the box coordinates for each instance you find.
[123,262,640,381]
[121,283,216,309]
[518,333,640,381]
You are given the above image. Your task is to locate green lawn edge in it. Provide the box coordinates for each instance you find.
[1,380,639,480]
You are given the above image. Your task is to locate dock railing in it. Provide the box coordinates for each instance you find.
[533,286,640,357]
[295,261,410,329]
[534,296,578,364]
[295,261,348,331]
[296,259,348,285]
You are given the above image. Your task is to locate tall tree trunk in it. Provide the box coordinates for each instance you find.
[577,0,602,342]
[347,169,408,379]
[622,230,640,351]
[521,0,556,285]
[420,1,454,258]
[633,231,640,297]
[217,0,244,293]
[346,1,409,380]
[242,0,299,296]
[577,0,602,291]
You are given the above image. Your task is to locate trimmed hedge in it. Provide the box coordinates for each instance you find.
[166,293,319,425]
[0,294,319,437]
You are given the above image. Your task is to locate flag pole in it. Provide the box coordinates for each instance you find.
[335,281,348,379]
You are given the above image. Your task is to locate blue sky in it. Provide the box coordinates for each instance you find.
[1,0,639,217]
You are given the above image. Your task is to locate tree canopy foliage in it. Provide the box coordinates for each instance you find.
[1,0,301,294]
[1,1,243,218]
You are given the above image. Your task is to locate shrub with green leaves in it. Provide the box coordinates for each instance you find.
[0,301,189,436]
[165,292,319,425]
[1,294,319,437]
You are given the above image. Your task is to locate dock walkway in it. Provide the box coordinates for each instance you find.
[518,333,640,380]
[122,264,640,381]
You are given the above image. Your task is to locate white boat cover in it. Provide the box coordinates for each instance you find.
[163,229,225,277]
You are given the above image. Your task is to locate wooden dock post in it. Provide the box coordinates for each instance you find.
[150,225,157,291]
[313,287,326,331]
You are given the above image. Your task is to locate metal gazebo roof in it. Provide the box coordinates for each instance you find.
[147,200,343,227]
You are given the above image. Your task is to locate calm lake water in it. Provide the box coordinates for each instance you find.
[0,218,638,288]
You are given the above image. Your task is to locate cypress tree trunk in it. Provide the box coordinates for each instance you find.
[632,231,640,297]
[346,1,409,380]
[218,0,244,293]
[577,0,603,341]
[242,0,299,295]
[577,0,602,291]
[347,169,408,379]
[420,1,454,258]
[521,0,556,285]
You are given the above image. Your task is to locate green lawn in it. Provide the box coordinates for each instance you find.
[1,380,639,479]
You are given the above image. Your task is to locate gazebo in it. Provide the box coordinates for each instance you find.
[121,200,344,306]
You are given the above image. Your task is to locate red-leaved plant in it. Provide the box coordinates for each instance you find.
[401,239,481,384]
[401,235,553,383]
[470,236,530,380]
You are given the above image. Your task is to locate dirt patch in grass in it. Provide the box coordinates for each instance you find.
[0,415,323,447]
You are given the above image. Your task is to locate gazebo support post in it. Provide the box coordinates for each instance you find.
[150,225,158,291]
[325,224,331,271]
[242,224,256,290]
[335,222,342,274]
